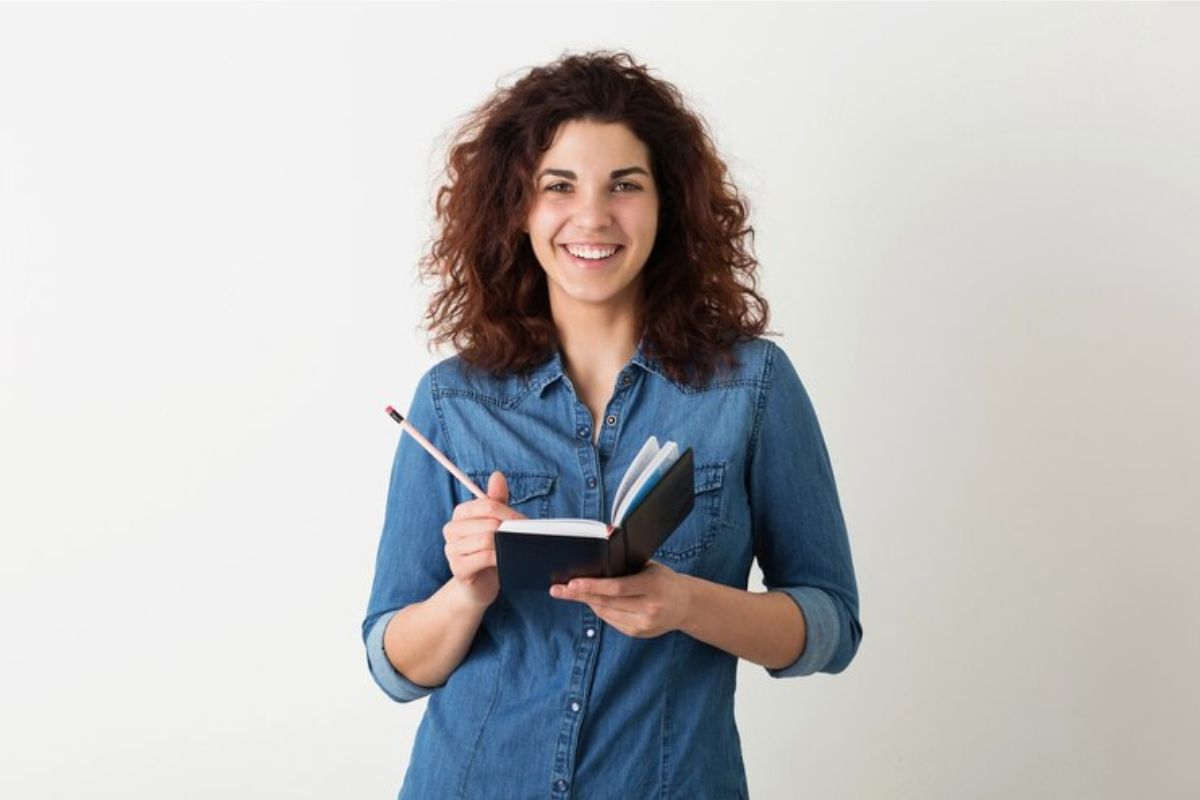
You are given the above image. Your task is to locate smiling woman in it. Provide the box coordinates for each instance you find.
[416,50,773,388]
[525,120,659,326]
[363,49,862,799]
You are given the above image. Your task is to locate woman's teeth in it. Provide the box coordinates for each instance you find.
[563,245,621,262]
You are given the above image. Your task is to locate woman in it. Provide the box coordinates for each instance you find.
[363,50,862,798]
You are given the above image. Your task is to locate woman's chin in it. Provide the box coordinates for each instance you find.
[551,285,636,312]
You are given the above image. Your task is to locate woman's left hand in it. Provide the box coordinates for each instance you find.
[549,561,692,638]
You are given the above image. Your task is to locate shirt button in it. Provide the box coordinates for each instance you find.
[570,701,581,713]
[622,374,632,386]
[605,415,617,426]
[585,628,595,638]
[554,779,569,792]
[577,426,589,439]
[587,477,596,489]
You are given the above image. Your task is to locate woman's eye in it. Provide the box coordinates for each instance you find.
[544,181,641,193]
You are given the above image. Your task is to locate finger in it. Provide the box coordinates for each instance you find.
[563,575,645,598]
[487,470,508,503]
[549,583,640,611]
[451,497,524,522]
[444,517,500,541]
[446,547,497,576]
[486,471,529,521]
[485,471,531,520]
[451,498,498,521]
[566,593,644,615]
[445,530,496,557]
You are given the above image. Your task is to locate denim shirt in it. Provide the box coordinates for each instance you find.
[363,337,862,799]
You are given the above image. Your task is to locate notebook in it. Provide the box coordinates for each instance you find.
[495,437,695,591]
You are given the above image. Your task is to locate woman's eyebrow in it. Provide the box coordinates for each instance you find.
[536,166,650,181]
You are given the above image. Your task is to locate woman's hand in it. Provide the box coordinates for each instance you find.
[549,561,693,638]
[443,471,526,609]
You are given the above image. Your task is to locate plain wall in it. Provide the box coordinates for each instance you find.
[1,3,1197,797]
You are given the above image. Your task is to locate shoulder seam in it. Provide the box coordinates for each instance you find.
[427,363,460,468]
[428,355,531,409]
[746,340,778,470]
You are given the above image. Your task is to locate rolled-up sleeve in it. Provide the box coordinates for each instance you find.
[362,367,458,702]
[365,609,442,703]
[748,342,863,677]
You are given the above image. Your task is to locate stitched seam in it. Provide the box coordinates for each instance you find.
[674,376,764,394]
[433,387,512,408]
[508,380,544,407]
[635,349,766,395]
[464,472,556,505]
[656,462,725,560]
[745,341,776,485]
[429,365,461,469]
[745,343,776,565]
[649,376,764,396]
[655,519,727,561]
[693,462,725,493]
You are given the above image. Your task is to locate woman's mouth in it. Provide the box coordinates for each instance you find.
[560,244,623,268]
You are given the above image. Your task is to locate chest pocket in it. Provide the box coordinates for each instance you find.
[653,461,725,562]
[466,470,557,520]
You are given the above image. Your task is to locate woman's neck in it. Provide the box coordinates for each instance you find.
[552,301,640,404]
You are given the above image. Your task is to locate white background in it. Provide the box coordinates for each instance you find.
[2,3,1197,798]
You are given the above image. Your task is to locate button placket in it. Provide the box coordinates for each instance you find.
[572,396,601,518]
[550,606,601,797]
[595,381,628,462]
[549,398,605,795]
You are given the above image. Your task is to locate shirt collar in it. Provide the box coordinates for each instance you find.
[630,337,672,382]
[528,336,673,398]
[526,347,566,397]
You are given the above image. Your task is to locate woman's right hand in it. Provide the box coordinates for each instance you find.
[443,471,526,608]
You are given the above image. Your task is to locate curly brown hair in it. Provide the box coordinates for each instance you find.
[419,49,772,387]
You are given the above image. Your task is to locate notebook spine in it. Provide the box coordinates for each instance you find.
[608,526,626,577]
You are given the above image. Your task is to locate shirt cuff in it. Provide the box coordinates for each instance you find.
[767,586,842,677]
[365,609,439,703]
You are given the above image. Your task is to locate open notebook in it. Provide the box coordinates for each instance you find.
[495,437,695,590]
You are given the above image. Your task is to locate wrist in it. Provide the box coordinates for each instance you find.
[445,575,496,614]
[675,572,704,634]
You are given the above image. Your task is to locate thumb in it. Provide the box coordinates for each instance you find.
[487,470,509,504]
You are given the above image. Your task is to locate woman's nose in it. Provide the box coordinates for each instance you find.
[572,187,614,227]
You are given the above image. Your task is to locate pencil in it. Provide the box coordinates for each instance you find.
[386,405,488,500]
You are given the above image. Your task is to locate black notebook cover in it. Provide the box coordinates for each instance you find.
[496,448,696,591]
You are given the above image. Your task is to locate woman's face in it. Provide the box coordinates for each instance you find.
[525,119,659,319]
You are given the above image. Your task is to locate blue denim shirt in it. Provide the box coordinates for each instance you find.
[363,337,862,799]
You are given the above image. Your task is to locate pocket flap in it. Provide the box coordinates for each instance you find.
[693,463,724,494]
[467,471,557,504]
